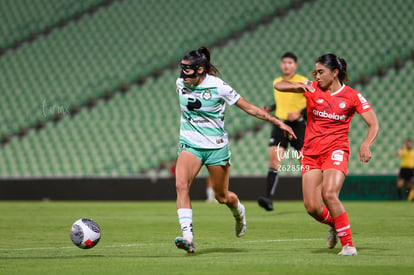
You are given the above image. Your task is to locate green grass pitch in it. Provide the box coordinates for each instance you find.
[0,201,412,274]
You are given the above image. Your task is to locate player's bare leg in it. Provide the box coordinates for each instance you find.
[302,169,324,217]
[303,169,338,249]
[175,151,202,253]
[321,169,345,216]
[323,168,356,255]
[207,164,246,237]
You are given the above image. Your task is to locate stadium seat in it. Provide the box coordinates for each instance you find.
[0,0,412,177]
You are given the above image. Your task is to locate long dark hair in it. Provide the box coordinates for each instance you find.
[182,46,220,76]
[314,53,349,83]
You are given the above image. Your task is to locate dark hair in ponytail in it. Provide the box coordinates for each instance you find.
[182,46,220,76]
[315,53,349,83]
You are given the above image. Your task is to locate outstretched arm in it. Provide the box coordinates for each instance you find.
[274,80,314,93]
[359,109,380,163]
[235,97,297,139]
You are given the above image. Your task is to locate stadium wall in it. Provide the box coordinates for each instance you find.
[0,175,397,201]
[0,176,300,201]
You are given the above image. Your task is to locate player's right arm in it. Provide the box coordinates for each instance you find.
[274,80,314,93]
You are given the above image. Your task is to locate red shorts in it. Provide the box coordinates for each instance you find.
[301,149,349,176]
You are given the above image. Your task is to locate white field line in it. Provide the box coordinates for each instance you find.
[245,238,323,243]
[0,238,323,252]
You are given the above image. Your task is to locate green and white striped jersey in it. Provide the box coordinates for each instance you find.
[176,74,241,149]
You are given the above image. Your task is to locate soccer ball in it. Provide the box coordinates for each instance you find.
[70,218,101,249]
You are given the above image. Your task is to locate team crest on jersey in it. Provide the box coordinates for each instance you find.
[339,101,346,109]
[203,89,212,100]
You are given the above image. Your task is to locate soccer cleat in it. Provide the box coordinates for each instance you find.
[257,196,274,211]
[327,227,338,249]
[174,237,195,254]
[235,204,247,237]
[338,244,357,256]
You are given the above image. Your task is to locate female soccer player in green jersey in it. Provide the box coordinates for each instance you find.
[174,47,296,253]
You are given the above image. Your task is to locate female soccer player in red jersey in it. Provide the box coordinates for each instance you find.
[275,53,380,256]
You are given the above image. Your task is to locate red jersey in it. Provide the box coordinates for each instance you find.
[302,81,372,156]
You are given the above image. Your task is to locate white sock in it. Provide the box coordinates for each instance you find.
[177,208,193,241]
[206,187,215,200]
[230,200,243,217]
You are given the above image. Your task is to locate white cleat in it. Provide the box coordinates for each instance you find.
[338,244,357,256]
[235,204,247,237]
[327,227,338,249]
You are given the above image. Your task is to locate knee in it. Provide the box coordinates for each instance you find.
[269,158,281,170]
[214,193,228,204]
[304,201,320,217]
[175,178,189,194]
[322,191,339,205]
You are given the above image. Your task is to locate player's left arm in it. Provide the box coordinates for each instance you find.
[235,97,297,140]
[359,109,380,163]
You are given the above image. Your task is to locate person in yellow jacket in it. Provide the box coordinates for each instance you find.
[396,138,414,200]
[258,52,308,211]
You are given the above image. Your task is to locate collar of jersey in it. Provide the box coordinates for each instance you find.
[182,74,216,92]
[330,84,346,96]
[183,81,215,92]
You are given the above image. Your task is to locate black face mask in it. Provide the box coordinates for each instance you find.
[180,63,200,79]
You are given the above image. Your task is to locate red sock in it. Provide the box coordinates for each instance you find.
[313,205,335,227]
[334,212,353,247]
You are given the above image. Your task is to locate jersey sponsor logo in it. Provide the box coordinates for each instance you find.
[316,98,324,104]
[187,117,209,123]
[186,97,202,111]
[216,138,224,144]
[312,109,346,121]
[339,101,346,109]
[331,150,344,162]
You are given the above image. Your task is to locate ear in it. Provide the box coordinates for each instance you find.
[197,66,205,74]
[332,68,339,78]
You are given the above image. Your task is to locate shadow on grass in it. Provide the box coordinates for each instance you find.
[311,248,340,255]
[0,255,105,260]
[194,247,248,255]
[274,211,303,216]
[311,246,385,255]
[0,247,249,260]
[0,249,248,260]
